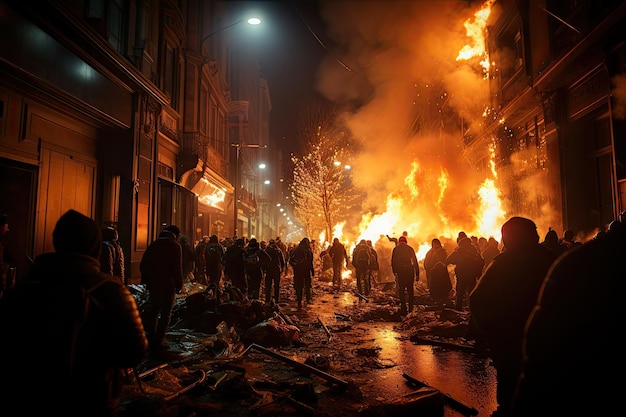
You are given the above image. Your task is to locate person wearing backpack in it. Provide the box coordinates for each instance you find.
[290,237,315,309]
[264,239,286,303]
[0,209,148,417]
[351,239,371,296]
[328,237,349,292]
[244,238,271,300]
[140,225,184,351]
[204,234,224,286]
[391,236,419,316]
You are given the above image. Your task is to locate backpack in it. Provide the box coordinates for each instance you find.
[205,244,223,267]
[290,248,306,267]
[355,247,370,268]
[245,249,260,266]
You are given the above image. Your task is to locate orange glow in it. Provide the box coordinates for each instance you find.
[456,0,494,76]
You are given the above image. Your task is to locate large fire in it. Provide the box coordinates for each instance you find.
[329,0,502,261]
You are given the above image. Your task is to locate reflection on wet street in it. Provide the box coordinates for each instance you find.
[295,280,497,416]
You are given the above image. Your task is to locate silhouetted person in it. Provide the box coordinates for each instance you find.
[0,209,148,417]
[244,238,271,300]
[481,237,501,270]
[224,238,247,297]
[391,236,419,316]
[540,229,566,256]
[204,234,224,285]
[512,219,625,417]
[179,235,195,283]
[140,225,183,351]
[100,226,125,285]
[328,237,349,292]
[352,239,371,295]
[423,238,451,306]
[470,217,557,417]
[447,236,484,310]
[264,239,285,303]
[289,237,315,309]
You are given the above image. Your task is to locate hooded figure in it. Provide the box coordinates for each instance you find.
[469,217,558,417]
[0,209,148,417]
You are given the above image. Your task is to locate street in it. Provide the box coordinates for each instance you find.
[122,274,497,416]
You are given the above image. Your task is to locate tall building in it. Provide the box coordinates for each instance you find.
[0,0,272,283]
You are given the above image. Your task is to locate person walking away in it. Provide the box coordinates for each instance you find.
[194,235,209,285]
[469,217,558,417]
[223,238,248,298]
[540,229,566,256]
[290,237,315,309]
[275,236,288,276]
[328,237,349,292]
[423,238,451,307]
[352,239,371,295]
[0,214,15,299]
[264,239,285,303]
[0,209,148,417]
[244,238,271,300]
[366,240,379,292]
[423,238,448,291]
[391,236,419,316]
[140,225,183,351]
[480,236,501,271]
[512,217,625,417]
[179,235,195,284]
[446,236,484,310]
[204,234,224,286]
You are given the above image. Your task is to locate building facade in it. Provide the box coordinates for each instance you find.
[0,0,273,284]
[468,0,626,236]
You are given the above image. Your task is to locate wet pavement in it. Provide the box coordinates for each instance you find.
[123,276,497,416]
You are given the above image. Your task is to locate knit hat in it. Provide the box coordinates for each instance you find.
[399,236,407,243]
[53,209,101,259]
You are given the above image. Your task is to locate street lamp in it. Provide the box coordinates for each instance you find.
[231,143,267,237]
[201,17,261,44]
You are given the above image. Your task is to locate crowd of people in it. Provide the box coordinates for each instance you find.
[0,207,623,416]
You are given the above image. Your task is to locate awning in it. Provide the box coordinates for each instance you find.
[180,165,234,211]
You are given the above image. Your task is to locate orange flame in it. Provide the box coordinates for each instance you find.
[456,0,494,76]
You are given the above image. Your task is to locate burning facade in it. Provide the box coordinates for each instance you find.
[301,0,626,252]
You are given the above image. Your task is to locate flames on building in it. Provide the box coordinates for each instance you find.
[305,0,524,257]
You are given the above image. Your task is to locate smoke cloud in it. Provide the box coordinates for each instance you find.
[310,0,518,244]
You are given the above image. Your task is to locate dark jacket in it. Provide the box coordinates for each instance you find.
[446,239,484,281]
[140,233,184,293]
[0,252,148,417]
[391,242,419,278]
[265,243,285,274]
[328,240,348,266]
[290,243,314,277]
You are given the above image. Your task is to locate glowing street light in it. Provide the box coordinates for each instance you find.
[201,16,262,44]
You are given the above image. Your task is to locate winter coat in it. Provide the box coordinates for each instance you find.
[0,252,148,417]
[391,242,419,278]
[140,233,184,293]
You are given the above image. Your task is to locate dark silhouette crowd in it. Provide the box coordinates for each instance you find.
[0,206,624,417]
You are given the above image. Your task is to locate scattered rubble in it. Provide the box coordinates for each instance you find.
[121,276,487,416]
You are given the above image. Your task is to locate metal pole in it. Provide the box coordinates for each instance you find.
[233,144,240,238]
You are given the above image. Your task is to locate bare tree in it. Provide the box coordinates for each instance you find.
[290,104,361,242]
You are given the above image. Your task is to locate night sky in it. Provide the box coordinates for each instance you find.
[235,1,333,157]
